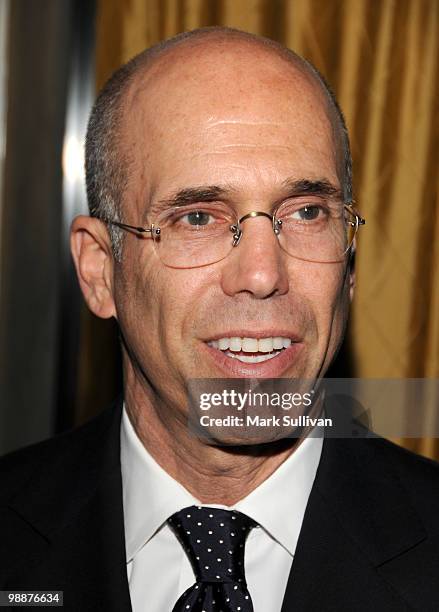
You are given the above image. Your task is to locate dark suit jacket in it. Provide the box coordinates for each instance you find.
[1,399,439,611]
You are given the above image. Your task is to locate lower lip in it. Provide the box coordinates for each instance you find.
[201,342,304,378]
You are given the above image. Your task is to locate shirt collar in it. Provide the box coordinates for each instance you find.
[233,431,323,556]
[121,405,323,561]
[121,407,199,562]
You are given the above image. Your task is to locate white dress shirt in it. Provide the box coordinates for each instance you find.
[120,407,323,612]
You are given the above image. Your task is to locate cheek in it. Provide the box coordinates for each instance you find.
[303,263,350,332]
[113,251,162,350]
[116,253,213,360]
[156,269,219,348]
[322,266,351,350]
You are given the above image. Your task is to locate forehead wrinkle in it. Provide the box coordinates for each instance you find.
[206,119,293,127]
[210,143,301,150]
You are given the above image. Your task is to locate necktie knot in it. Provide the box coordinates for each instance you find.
[168,505,257,584]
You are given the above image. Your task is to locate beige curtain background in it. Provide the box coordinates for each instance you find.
[91,0,439,459]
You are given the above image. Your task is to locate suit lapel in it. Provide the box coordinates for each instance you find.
[281,437,426,611]
[3,400,132,611]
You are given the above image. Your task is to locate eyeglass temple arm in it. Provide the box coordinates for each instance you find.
[345,203,366,226]
[108,220,153,234]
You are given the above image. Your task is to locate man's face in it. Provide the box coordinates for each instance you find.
[113,44,352,415]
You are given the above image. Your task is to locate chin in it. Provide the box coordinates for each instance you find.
[191,422,305,448]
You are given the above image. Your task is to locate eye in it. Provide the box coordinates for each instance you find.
[182,210,213,226]
[160,204,235,233]
[291,205,325,221]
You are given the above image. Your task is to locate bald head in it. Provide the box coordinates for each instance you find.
[86,27,352,259]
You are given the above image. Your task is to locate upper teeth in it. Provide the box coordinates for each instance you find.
[208,337,292,353]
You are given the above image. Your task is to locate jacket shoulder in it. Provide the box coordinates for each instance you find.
[0,401,122,505]
[372,436,439,483]
[363,436,439,526]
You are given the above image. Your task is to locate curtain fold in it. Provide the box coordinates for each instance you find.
[93,0,439,459]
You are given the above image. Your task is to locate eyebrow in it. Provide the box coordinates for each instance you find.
[155,186,233,211]
[281,178,343,199]
[154,178,342,212]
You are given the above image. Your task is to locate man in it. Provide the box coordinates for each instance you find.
[1,27,439,611]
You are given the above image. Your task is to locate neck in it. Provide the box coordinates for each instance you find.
[123,363,302,506]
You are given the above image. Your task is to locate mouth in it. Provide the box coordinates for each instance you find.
[207,336,292,363]
[203,334,303,377]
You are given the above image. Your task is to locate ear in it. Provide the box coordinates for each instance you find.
[70,215,116,319]
[348,239,356,302]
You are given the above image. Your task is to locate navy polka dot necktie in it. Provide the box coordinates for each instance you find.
[168,505,257,612]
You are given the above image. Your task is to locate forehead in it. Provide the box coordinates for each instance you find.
[122,41,337,207]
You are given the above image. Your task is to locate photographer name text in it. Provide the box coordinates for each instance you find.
[199,414,332,427]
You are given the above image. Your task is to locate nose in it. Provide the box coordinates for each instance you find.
[220,214,290,299]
